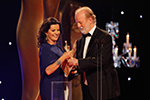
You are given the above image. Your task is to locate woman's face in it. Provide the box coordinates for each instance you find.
[45,24,60,45]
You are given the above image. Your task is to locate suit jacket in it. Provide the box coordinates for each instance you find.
[69,27,120,100]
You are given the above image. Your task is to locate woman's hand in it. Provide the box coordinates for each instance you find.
[62,40,77,63]
[62,51,72,60]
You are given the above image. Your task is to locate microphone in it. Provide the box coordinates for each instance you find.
[96,39,99,100]
[95,39,99,44]
[95,39,99,50]
[100,39,105,100]
[100,39,105,44]
[94,39,105,45]
[95,38,105,100]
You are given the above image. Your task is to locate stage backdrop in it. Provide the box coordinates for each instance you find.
[16,0,83,100]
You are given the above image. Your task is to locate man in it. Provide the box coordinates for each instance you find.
[68,7,120,100]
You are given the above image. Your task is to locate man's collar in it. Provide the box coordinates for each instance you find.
[89,25,96,36]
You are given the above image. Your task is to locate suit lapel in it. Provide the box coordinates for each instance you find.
[78,37,85,58]
[86,27,99,56]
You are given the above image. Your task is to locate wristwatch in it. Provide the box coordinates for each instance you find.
[56,60,61,65]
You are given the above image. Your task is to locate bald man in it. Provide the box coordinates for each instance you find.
[68,7,120,100]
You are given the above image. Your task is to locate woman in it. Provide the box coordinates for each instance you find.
[37,17,75,100]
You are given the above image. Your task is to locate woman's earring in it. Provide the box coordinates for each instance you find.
[45,37,47,41]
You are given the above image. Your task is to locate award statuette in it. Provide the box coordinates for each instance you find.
[61,41,71,77]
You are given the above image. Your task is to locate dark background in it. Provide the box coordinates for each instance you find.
[0,0,145,100]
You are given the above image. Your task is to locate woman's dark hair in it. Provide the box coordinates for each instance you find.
[37,17,61,47]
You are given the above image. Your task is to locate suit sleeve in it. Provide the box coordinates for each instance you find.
[78,34,112,73]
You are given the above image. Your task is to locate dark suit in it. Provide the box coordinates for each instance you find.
[69,27,120,100]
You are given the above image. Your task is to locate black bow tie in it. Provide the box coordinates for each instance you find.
[82,33,91,38]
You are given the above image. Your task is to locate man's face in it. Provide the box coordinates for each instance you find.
[75,12,91,34]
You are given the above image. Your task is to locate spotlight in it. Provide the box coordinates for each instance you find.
[128,77,131,81]
[140,15,143,18]
[121,11,124,15]
[9,42,12,45]
[1,98,4,100]
[0,81,2,84]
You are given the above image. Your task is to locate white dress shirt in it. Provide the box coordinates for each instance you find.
[83,25,96,85]
[83,25,96,58]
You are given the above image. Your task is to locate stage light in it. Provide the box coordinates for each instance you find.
[140,15,142,18]
[9,42,12,45]
[0,81,2,84]
[1,98,4,100]
[128,77,131,81]
[121,11,124,15]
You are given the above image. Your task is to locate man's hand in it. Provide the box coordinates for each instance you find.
[67,57,78,67]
